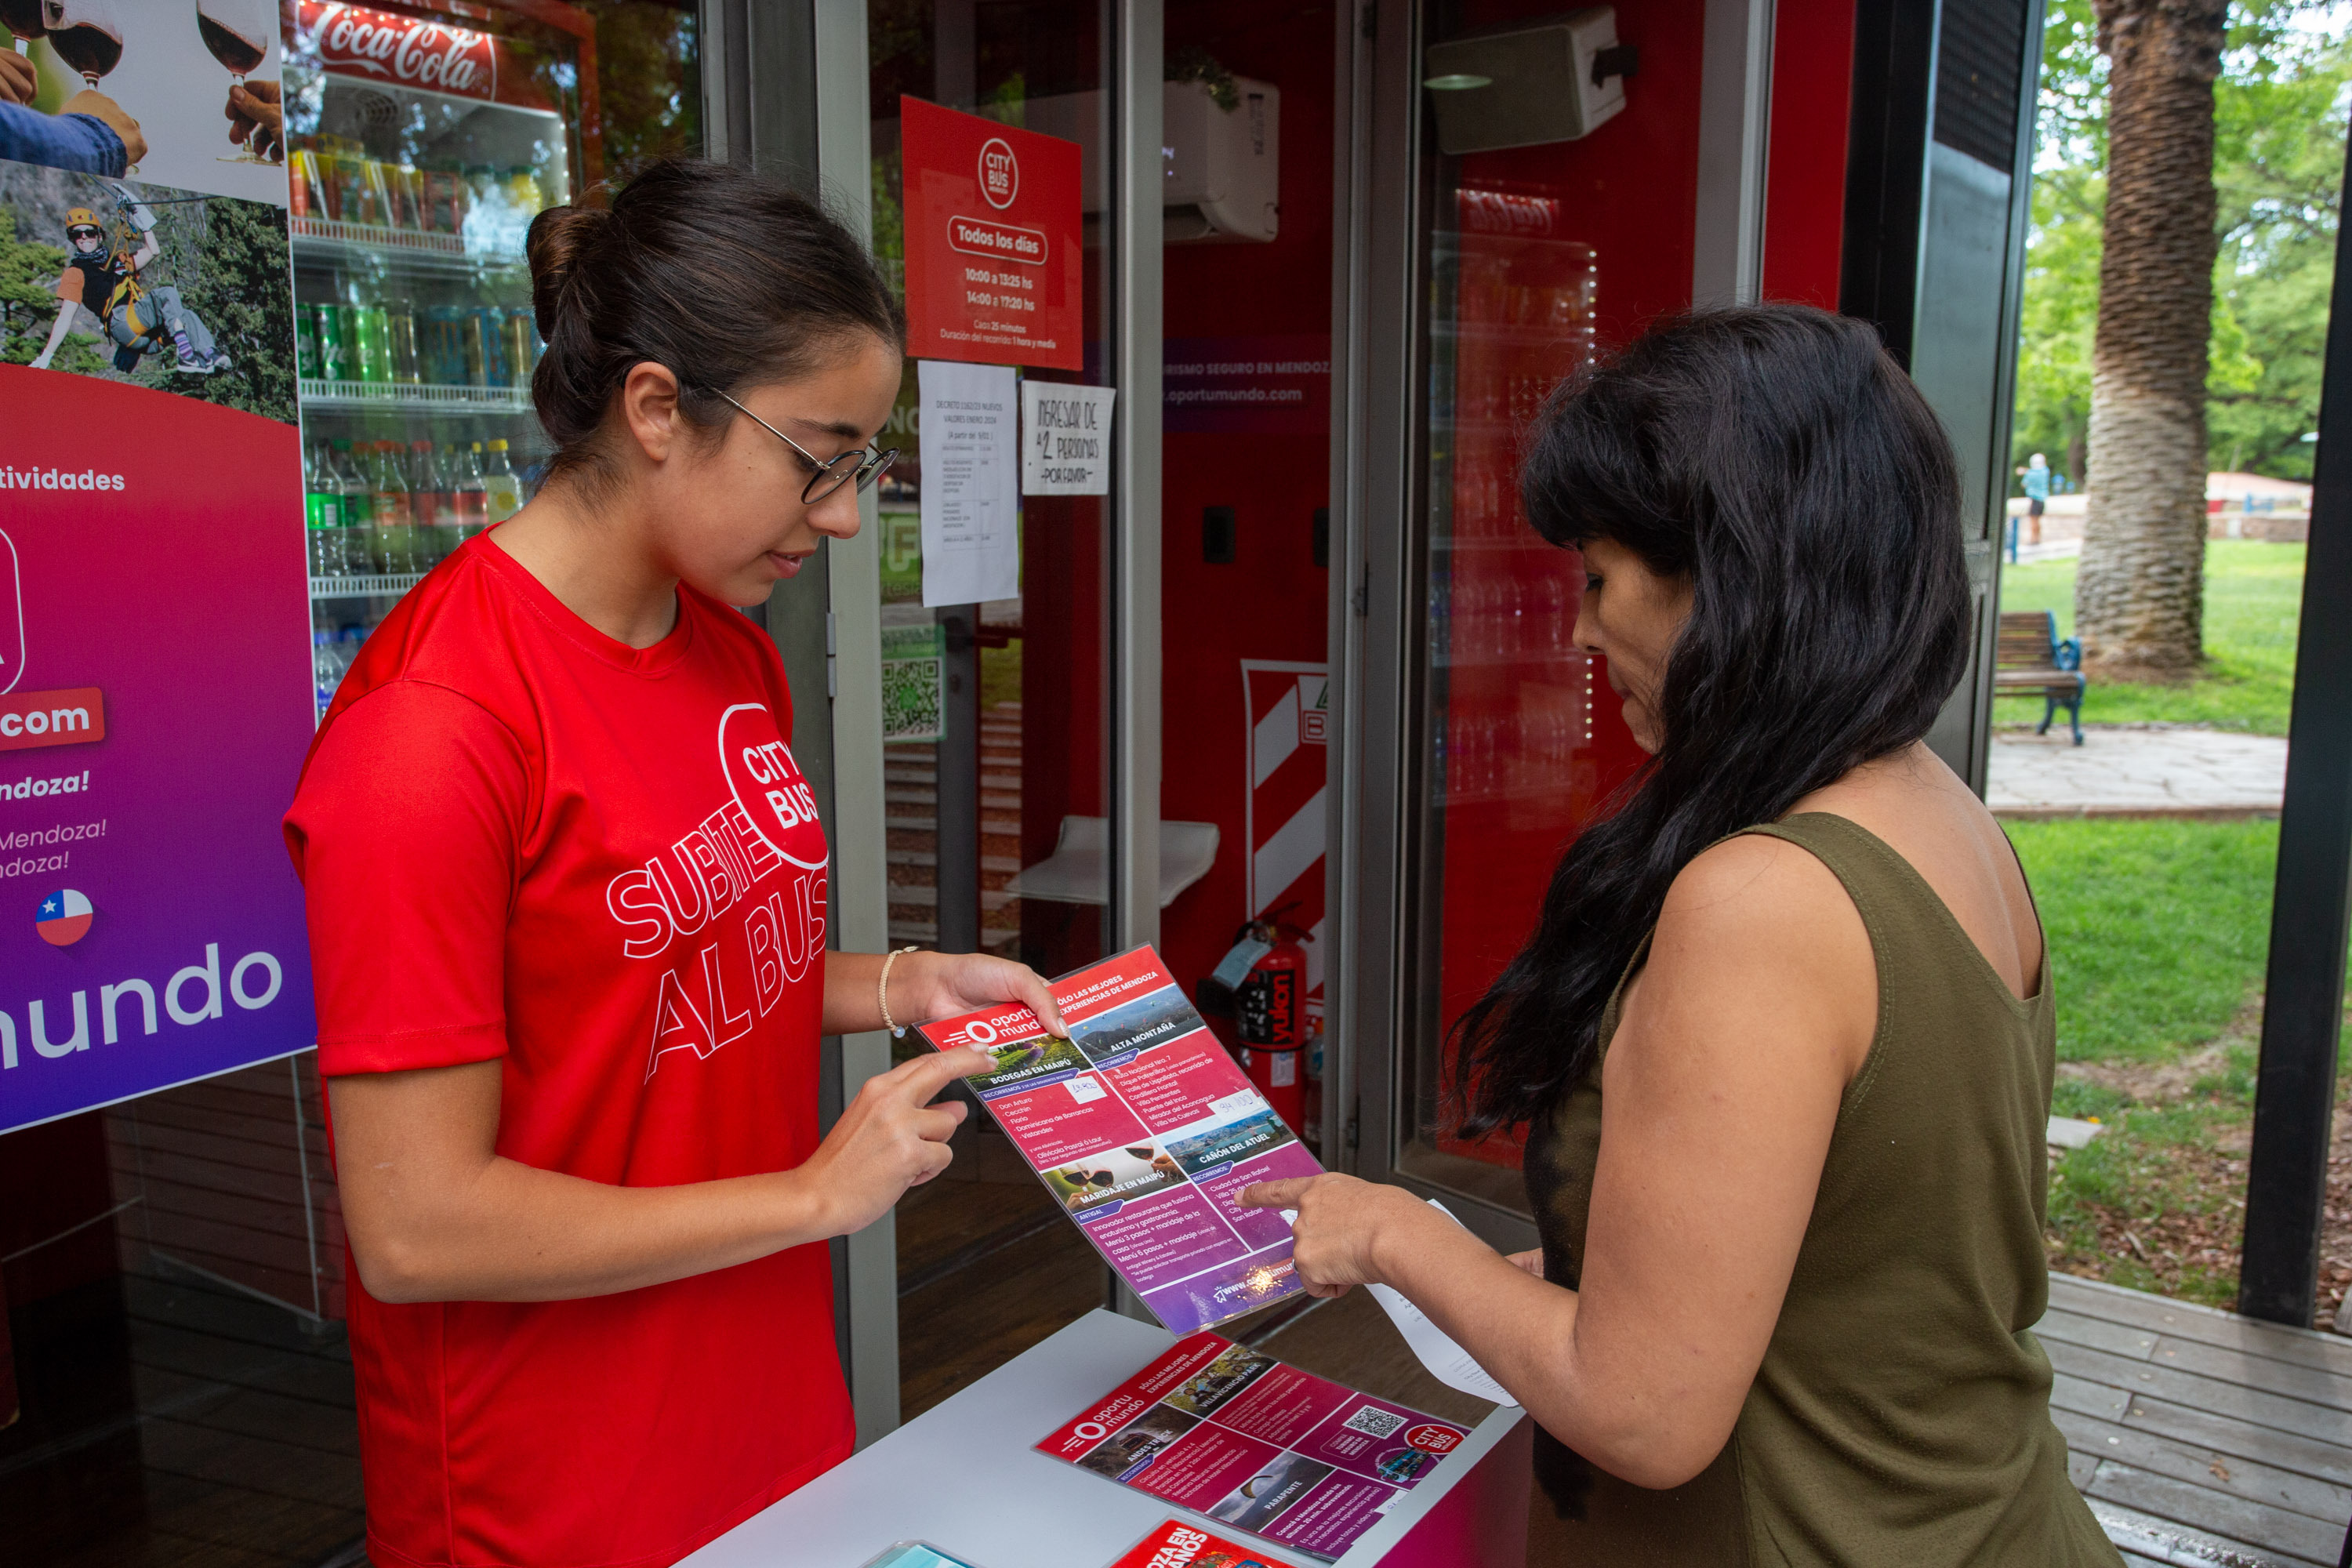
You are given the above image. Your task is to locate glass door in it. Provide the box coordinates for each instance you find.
[283,0,699,715]
[0,4,699,1559]
[866,0,1119,1420]
[1389,0,1704,1220]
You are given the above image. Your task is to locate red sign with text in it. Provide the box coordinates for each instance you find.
[293,2,555,111]
[901,97,1083,371]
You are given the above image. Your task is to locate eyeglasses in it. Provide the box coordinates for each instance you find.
[67,227,101,243]
[714,389,898,504]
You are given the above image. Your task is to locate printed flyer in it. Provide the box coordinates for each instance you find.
[918,946,1322,1333]
[1106,1519,1300,1568]
[1040,1332,1472,1563]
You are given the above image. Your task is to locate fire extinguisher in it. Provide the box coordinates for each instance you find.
[1235,916,1309,1136]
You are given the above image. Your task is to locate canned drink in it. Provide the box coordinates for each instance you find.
[475,306,510,387]
[312,303,350,382]
[354,305,393,384]
[459,309,488,387]
[289,147,321,218]
[294,308,321,379]
[390,165,425,230]
[387,303,420,386]
[502,310,537,388]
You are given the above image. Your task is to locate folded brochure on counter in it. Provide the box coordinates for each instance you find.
[918,946,1320,1333]
[1041,1330,1472,1563]
[1106,1519,1300,1568]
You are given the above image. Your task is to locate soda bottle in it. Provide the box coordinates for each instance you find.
[408,441,448,561]
[482,437,523,524]
[452,441,490,538]
[387,303,421,386]
[354,304,393,384]
[368,441,416,572]
[328,440,372,572]
[304,444,342,577]
[423,444,466,560]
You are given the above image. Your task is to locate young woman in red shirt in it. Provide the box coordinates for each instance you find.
[285,159,1057,1568]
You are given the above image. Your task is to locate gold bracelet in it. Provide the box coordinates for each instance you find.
[878,946,920,1036]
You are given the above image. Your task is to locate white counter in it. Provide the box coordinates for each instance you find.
[677,1309,1530,1568]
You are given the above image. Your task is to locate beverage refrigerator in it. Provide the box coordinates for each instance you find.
[280,0,594,717]
[1407,185,1648,1196]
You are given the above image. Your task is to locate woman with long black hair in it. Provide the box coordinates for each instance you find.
[1244,307,2122,1565]
[286,161,1053,1568]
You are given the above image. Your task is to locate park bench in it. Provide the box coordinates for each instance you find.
[1994,609,2085,745]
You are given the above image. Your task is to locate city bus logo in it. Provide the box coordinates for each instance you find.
[978,136,1019,209]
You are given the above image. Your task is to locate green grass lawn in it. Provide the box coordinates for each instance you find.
[2007,818,2281,1062]
[1996,540,2304,734]
[2009,818,2284,1305]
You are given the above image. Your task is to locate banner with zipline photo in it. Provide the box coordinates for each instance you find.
[0,145,312,1134]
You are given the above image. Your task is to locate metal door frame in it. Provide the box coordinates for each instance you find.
[764,0,1165,1443]
[1327,0,1782,1253]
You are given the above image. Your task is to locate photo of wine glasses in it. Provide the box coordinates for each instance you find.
[2,0,44,58]
[38,0,122,89]
[197,0,276,162]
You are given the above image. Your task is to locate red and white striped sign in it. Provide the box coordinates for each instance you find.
[1243,661,1327,1029]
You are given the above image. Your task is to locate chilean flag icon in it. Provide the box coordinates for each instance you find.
[36,889,93,947]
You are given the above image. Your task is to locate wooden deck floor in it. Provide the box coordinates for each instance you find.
[2045,1272,2352,1566]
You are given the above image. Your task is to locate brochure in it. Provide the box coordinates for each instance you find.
[919,947,1321,1333]
[1105,1519,1300,1568]
[1040,1330,1473,1563]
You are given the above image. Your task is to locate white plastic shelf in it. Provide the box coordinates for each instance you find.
[310,572,426,600]
[289,216,524,272]
[299,379,534,412]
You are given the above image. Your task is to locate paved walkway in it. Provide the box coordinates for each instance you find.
[1989,726,2287,817]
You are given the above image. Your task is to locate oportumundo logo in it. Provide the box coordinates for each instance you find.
[978,136,1019,209]
[2,942,287,1069]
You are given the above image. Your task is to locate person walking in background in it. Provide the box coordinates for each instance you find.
[2021,450,2053,547]
[30,201,230,376]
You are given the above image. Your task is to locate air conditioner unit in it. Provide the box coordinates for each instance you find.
[1023,77,1281,245]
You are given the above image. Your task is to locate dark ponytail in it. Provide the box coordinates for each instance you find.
[1451,305,1973,1137]
[526,158,906,487]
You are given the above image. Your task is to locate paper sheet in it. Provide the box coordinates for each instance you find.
[918,360,1020,606]
[1367,1201,1519,1406]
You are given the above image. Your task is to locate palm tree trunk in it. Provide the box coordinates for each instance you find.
[2076,0,2226,681]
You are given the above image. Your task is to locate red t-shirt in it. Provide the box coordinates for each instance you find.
[284,533,851,1568]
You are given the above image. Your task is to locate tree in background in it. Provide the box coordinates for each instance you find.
[2017,3,2347,675]
[165,195,297,425]
[2075,0,2227,682]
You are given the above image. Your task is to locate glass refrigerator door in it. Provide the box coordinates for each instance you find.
[1399,183,1649,1210]
[280,0,696,717]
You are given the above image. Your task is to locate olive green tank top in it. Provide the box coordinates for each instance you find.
[1521,813,2122,1567]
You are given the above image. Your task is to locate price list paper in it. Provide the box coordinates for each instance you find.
[917,359,1020,608]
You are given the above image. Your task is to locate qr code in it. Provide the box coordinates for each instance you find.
[1341,1405,1406,1440]
[881,655,942,742]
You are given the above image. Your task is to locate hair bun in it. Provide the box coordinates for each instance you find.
[528,205,614,338]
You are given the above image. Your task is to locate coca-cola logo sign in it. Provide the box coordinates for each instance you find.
[296,1,497,101]
[1457,188,1559,238]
